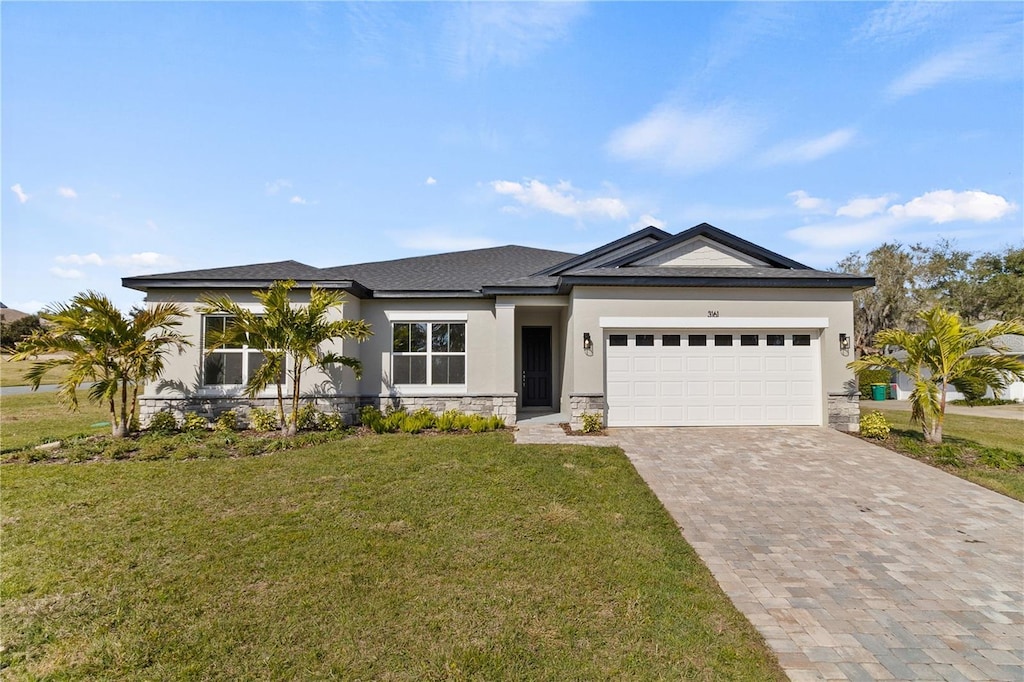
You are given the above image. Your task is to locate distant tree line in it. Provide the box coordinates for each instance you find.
[836,241,1023,353]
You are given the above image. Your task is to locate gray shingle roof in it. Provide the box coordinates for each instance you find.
[124,260,327,285]
[321,245,575,293]
[122,225,874,296]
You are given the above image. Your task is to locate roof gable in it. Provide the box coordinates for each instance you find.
[631,235,768,268]
[534,226,671,276]
[604,223,810,270]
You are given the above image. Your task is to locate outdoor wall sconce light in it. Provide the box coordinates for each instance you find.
[583,332,593,351]
[839,333,851,351]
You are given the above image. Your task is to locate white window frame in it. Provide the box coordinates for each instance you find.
[201,314,281,392]
[390,320,467,390]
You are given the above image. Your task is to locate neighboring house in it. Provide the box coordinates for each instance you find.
[123,223,874,431]
[890,320,1024,403]
[0,303,31,323]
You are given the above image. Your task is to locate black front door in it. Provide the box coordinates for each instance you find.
[521,327,552,407]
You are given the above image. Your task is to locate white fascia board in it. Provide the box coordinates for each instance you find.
[385,311,469,322]
[598,316,829,329]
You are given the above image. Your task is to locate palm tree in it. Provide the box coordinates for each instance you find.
[11,292,190,437]
[849,307,1024,443]
[200,280,371,436]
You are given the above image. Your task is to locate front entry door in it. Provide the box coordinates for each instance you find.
[521,327,552,407]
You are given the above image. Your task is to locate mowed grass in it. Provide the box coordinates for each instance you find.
[1,392,110,453]
[867,407,1024,501]
[1,433,785,680]
[1,355,71,388]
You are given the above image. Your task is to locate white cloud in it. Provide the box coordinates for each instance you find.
[10,184,29,204]
[788,190,831,213]
[855,2,953,43]
[836,195,893,219]
[265,179,292,195]
[629,214,666,232]
[787,215,903,249]
[55,253,104,266]
[53,251,176,270]
[760,128,856,165]
[607,104,758,174]
[9,300,46,316]
[289,195,308,205]
[109,252,176,268]
[392,232,501,252]
[491,179,628,221]
[57,186,78,199]
[887,34,1019,98]
[888,190,1016,224]
[786,189,1017,250]
[49,267,85,279]
[442,3,585,76]
[425,176,437,186]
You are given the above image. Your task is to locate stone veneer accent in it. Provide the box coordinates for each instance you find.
[372,394,519,425]
[569,393,606,431]
[827,392,861,433]
[138,395,360,428]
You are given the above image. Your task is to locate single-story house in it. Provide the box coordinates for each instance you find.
[123,223,875,431]
[890,320,1024,402]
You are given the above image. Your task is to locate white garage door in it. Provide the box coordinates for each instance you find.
[605,330,821,426]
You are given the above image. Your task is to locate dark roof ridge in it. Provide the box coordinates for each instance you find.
[603,223,811,270]
[532,226,671,276]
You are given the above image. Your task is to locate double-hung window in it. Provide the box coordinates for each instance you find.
[392,322,466,385]
[202,315,278,387]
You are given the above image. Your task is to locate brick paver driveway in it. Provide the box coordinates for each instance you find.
[613,426,1024,681]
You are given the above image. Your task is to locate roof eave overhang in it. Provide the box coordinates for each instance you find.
[121,278,372,298]
[480,286,561,296]
[367,290,488,299]
[559,275,877,290]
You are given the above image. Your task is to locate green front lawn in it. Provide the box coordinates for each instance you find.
[0,354,71,388]
[1,391,110,453]
[1,433,785,680]
[864,407,1024,501]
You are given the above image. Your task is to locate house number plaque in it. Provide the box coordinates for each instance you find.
[707,310,719,317]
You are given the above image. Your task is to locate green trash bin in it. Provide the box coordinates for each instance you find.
[871,383,887,401]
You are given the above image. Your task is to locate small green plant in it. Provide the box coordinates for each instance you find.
[858,411,890,439]
[436,409,460,432]
[129,415,141,434]
[581,412,603,433]
[468,415,490,433]
[248,407,278,432]
[410,407,437,429]
[148,411,179,434]
[318,411,346,432]
[487,415,505,430]
[360,405,384,429]
[103,439,137,460]
[932,445,964,468]
[292,404,320,431]
[215,410,239,432]
[976,447,1024,470]
[182,413,209,432]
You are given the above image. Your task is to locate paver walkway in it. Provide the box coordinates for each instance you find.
[516,424,1024,681]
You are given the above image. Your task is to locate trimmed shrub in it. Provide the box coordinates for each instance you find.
[858,410,890,439]
[857,369,891,399]
[148,411,179,434]
[182,413,209,432]
[215,410,239,432]
[581,412,603,433]
[249,407,278,432]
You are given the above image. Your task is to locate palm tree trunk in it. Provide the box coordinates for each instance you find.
[108,396,118,437]
[129,384,139,432]
[275,380,286,434]
[288,358,302,437]
[113,379,129,438]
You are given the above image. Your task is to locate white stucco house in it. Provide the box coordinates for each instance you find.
[123,224,875,431]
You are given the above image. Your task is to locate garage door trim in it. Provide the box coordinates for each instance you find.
[599,316,828,329]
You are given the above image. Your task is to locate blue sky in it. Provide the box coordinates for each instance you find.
[3,1,1022,312]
